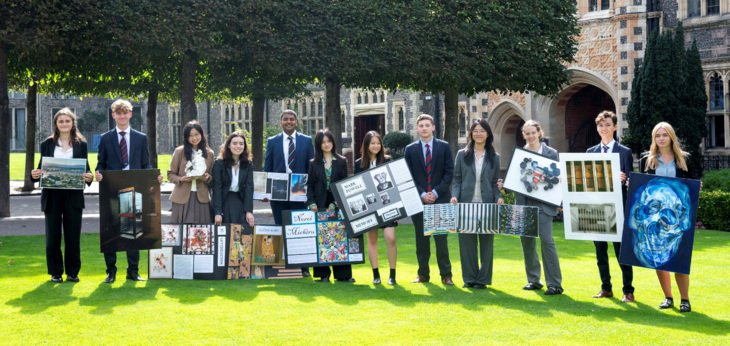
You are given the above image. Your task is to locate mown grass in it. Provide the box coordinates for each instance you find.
[9,153,172,181]
[1,223,729,344]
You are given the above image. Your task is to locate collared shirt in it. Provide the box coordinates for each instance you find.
[282,131,297,174]
[229,163,240,192]
[116,127,131,170]
[600,139,616,153]
[419,137,438,199]
[656,158,677,178]
[53,145,73,159]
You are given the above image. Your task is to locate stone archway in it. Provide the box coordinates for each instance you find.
[490,100,526,170]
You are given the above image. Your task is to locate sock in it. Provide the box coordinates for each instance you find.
[372,268,380,279]
[389,268,396,279]
[681,299,690,304]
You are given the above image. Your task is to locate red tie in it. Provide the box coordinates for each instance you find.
[119,131,128,167]
[425,143,432,192]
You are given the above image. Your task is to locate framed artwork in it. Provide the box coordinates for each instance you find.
[619,173,700,275]
[252,225,285,266]
[253,172,307,201]
[503,147,563,207]
[40,157,87,190]
[149,247,173,279]
[560,153,625,242]
[282,210,365,267]
[161,224,181,246]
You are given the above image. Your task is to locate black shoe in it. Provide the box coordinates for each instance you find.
[301,269,311,278]
[126,273,145,281]
[67,276,79,283]
[50,275,63,283]
[387,277,397,285]
[463,283,475,289]
[337,278,356,283]
[104,273,116,284]
[659,298,674,309]
[544,286,564,295]
[523,282,543,290]
[472,284,487,289]
[317,276,330,283]
[679,300,691,313]
[373,277,382,285]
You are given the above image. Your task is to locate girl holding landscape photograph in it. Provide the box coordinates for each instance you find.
[355,130,398,285]
[212,132,254,228]
[307,129,354,282]
[168,120,215,224]
[31,108,93,283]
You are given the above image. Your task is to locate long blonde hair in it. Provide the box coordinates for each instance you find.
[645,122,688,172]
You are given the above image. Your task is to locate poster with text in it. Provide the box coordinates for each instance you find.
[283,210,364,267]
[503,147,563,207]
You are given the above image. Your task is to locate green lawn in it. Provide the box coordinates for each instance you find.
[9,153,173,181]
[1,224,729,344]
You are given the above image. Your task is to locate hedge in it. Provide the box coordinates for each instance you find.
[697,190,730,231]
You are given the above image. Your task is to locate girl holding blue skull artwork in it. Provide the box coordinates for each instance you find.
[638,122,697,313]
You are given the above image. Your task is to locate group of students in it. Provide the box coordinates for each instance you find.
[34,100,696,313]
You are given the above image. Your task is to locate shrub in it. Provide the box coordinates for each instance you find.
[383,132,412,159]
[697,190,730,231]
[702,169,730,192]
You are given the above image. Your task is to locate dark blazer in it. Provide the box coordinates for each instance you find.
[639,155,695,179]
[264,132,314,174]
[451,149,501,203]
[306,155,348,209]
[33,138,92,212]
[353,157,391,175]
[212,159,254,216]
[515,143,559,216]
[404,138,454,204]
[96,128,151,171]
[587,141,633,199]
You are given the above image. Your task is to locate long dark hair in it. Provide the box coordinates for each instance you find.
[218,132,250,167]
[464,119,496,166]
[359,130,389,170]
[183,120,209,161]
[314,128,344,162]
[50,107,85,143]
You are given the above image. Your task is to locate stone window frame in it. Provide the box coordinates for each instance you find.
[679,0,728,19]
[709,72,725,111]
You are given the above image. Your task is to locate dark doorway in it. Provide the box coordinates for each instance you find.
[564,85,615,152]
[354,114,385,159]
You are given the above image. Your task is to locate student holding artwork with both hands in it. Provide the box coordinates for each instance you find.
[168,120,215,224]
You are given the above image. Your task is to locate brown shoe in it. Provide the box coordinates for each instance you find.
[441,276,454,286]
[621,293,635,302]
[592,290,614,298]
[411,275,429,283]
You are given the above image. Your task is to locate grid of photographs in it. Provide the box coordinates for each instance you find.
[253,172,308,202]
[423,203,538,237]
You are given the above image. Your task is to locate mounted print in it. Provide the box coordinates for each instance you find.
[560,153,625,242]
[619,173,700,275]
[332,158,423,236]
[282,210,364,267]
[161,224,181,247]
[40,157,87,190]
[149,247,173,279]
[252,171,308,202]
[423,203,538,237]
[503,147,563,207]
[99,169,161,253]
[252,225,285,265]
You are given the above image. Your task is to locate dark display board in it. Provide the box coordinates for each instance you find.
[282,210,365,267]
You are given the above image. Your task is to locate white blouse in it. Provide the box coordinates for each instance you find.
[53,145,73,159]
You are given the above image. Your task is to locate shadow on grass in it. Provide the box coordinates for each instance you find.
[6,281,78,314]
[77,281,160,315]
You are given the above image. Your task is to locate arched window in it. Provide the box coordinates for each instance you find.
[379,92,385,103]
[398,108,405,131]
[357,94,362,104]
[687,0,700,17]
[364,93,369,104]
[709,73,724,111]
[225,106,230,121]
[311,100,316,117]
[318,97,324,115]
[459,108,467,137]
[244,105,249,120]
[707,0,720,15]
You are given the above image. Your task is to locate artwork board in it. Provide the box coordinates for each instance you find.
[619,173,700,275]
[503,147,563,207]
[423,203,538,237]
[253,172,307,202]
[282,210,365,267]
[332,158,423,236]
[560,153,625,242]
[252,225,285,266]
[99,169,161,252]
[40,157,87,190]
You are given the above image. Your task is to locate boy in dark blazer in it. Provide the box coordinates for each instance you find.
[404,114,454,285]
[264,109,314,276]
[586,110,635,302]
[95,99,161,283]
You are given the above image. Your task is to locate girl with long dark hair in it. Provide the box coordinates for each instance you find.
[168,120,215,223]
[212,132,254,227]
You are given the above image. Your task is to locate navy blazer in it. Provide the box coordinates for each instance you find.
[33,138,92,211]
[587,141,633,199]
[95,128,151,171]
[515,143,559,216]
[264,132,314,174]
[404,138,453,204]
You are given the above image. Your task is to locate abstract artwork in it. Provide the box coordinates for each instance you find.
[503,147,563,207]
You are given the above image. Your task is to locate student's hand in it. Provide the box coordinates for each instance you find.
[497,178,503,190]
[157,175,163,184]
[450,197,458,204]
[309,204,318,212]
[203,173,211,182]
[179,176,193,183]
[214,215,223,225]
[83,172,93,183]
[262,198,269,202]
[246,212,255,227]
[95,171,103,182]
[620,172,627,183]
[497,198,504,205]
[31,169,42,180]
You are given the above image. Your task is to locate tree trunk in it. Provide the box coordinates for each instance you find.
[180,50,198,125]
[146,87,159,168]
[443,87,459,159]
[0,43,10,217]
[251,94,265,170]
[21,82,37,191]
[325,77,342,154]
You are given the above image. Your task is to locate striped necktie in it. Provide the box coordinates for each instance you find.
[287,136,295,170]
[603,145,609,153]
[119,131,128,167]
[425,143,432,192]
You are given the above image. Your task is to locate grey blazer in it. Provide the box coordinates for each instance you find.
[451,149,501,203]
[515,143,559,216]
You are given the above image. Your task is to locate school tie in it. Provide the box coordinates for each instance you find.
[119,131,128,167]
[287,136,295,170]
[603,145,609,153]
[425,143,432,192]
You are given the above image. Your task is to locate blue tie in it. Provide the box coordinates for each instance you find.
[602,145,609,153]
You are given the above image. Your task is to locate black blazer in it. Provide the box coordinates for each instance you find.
[307,155,348,209]
[403,138,453,203]
[33,138,92,211]
[95,128,151,171]
[212,159,254,216]
[353,157,391,175]
[639,155,695,179]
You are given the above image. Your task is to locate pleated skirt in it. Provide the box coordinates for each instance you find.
[170,193,212,224]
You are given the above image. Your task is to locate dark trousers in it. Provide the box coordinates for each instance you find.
[313,265,352,280]
[104,251,140,275]
[412,212,451,279]
[44,193,83,277]
[271,200,309,274]
[594,241,634,294]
